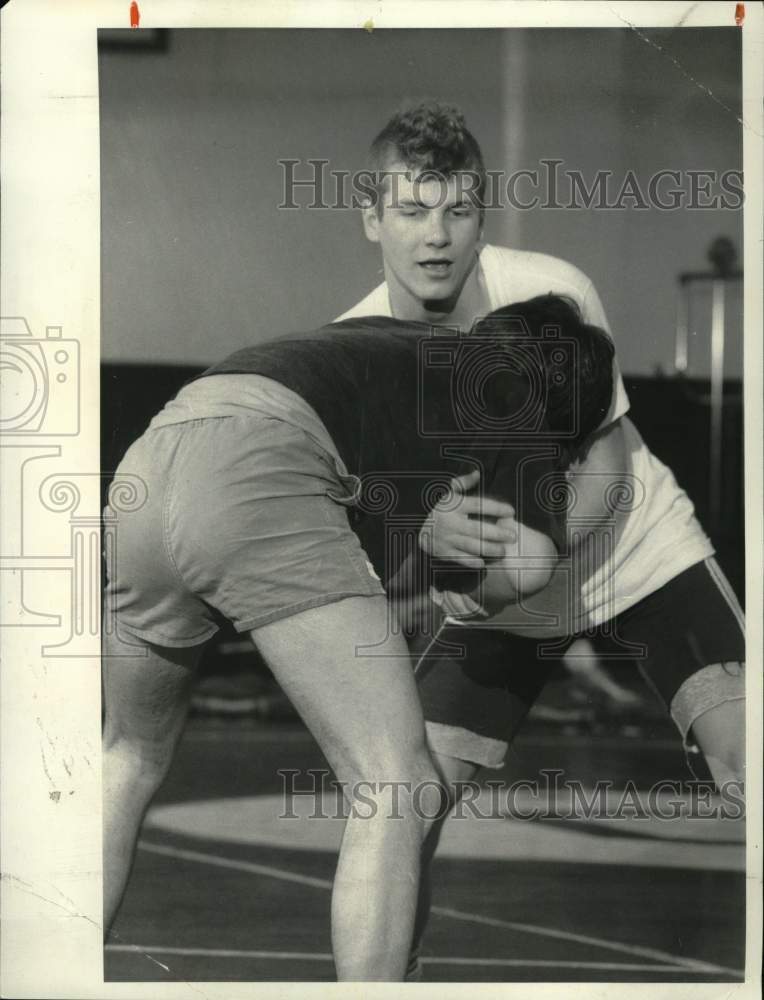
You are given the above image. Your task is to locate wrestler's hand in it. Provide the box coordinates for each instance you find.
[420,469,517,569]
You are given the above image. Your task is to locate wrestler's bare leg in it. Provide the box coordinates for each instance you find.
[104,596,442,980]
[252,595,443,981]
[102,627,207,929]
[405,750,480,978]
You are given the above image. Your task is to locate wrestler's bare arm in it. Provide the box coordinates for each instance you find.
[564,418,629,549]
[423,421,629,618]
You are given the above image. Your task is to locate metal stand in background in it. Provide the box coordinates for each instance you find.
[673,237,742,534]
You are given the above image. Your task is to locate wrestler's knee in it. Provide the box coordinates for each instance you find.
[671,661,745,786]
[691,695,746,787]
[103,705,182,788]
[339,746,447,844]
[102,633,203,777]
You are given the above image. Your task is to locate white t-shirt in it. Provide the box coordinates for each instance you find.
[336,243,713,634]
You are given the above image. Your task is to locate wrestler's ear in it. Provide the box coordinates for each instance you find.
[361,199,381,244]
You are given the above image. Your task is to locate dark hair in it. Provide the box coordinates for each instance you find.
[368,101,486,214]
[474,295,615,467]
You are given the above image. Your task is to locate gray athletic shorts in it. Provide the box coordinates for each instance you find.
[103,412,384,647]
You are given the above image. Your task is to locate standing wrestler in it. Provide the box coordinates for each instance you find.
[336,101,745,978]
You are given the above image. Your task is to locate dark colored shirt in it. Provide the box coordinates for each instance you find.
[199,317,565,574]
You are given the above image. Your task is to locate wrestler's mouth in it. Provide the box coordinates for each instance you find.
[418,259,453,276]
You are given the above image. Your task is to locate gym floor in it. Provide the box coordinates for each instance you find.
[105,683,745,984]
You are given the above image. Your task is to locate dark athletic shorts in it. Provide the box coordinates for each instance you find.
[416,557,745,767]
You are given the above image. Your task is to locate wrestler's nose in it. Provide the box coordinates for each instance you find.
[424,215,450,247]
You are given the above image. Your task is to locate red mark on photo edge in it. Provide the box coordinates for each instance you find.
[734,3,744,25]
[130,1,140,28]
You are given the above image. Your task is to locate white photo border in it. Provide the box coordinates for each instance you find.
[1,2,761,998]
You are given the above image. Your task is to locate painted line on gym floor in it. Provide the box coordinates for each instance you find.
[429,904,738,975]
[144,794,744,869]
[181,729,683,752]
[137,839,739,977]
[105,944,733,974]
[139,840,333,890]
